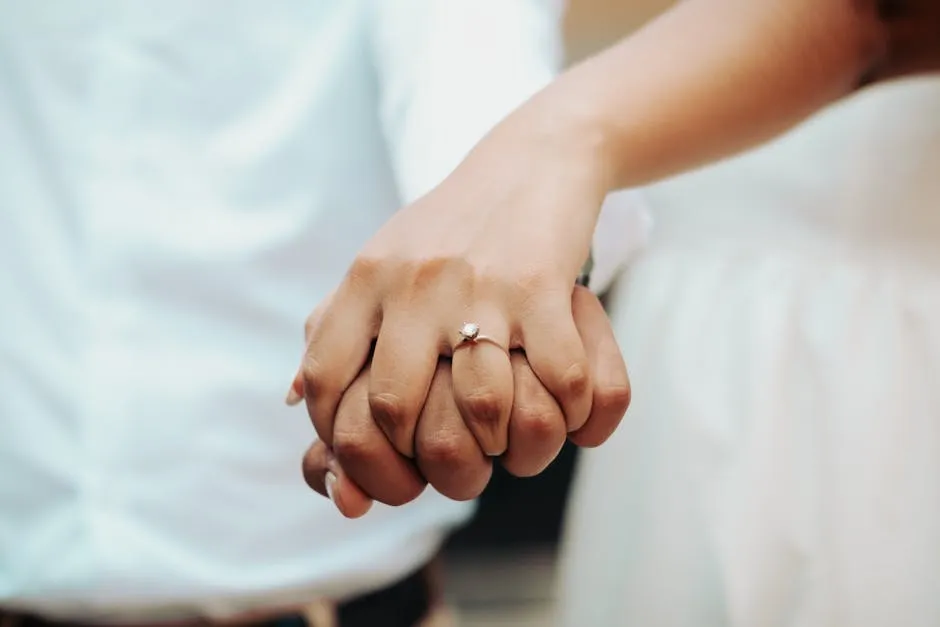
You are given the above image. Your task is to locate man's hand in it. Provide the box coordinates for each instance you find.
[297,286,630,518]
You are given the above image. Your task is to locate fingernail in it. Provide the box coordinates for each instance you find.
[481,436,507,457]
[285,388,302,406]
[325,471,337,502]
[325,450,340,474]
[285,377,303,406]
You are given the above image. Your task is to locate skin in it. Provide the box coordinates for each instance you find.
[293,0,939,515]
[297,287,630,517]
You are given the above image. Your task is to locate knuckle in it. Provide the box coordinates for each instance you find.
[513,268,552,293]
[346,255,382,286]
[595,381,632,416]
[368,391,412,430]
[513,404,564,444]
[332,429,383,465]
[418,432,468,468]
[560,361,591,400]
[409,256,454,289]
[461,388,507,426]
[569,381,632,449]
[301,355,333,397]
[350,253,460,294]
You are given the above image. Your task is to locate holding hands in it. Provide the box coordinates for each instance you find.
[292,0,937,518]
[287,119,631,516]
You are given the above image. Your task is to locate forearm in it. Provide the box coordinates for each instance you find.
[498,0,932,199]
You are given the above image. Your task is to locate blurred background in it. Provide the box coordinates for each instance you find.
[442,2,670,625]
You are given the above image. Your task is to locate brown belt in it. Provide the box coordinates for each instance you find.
[0,565,433,627]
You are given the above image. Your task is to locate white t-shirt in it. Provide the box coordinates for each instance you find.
[0,1,578,621]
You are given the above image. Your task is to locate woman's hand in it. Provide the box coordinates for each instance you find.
[291,115,611,460]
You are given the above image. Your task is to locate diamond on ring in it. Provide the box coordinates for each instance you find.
[459,322,481,343]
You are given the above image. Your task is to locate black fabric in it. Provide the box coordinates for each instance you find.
[2,566,430,627]
[335,565,430,627]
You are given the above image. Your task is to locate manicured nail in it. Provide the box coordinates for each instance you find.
[484,444,507,457]
[480,433,507,457]
[285,377,303,406]
[325,450,341,474]
[325,471,337,502]
[285,389,301,406]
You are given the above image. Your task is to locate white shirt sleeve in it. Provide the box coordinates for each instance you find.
[369,0,650,293]
[369,0,566,203]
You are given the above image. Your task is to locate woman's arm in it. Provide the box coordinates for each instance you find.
[480,0,936,203]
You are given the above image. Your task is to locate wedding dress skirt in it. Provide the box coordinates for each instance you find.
[559,77,940,627]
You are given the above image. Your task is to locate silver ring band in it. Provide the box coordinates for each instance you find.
[454,322,499,350]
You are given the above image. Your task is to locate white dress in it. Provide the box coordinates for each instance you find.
[559,76,940,626]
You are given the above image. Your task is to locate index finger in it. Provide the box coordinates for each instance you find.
[300,274,380,445]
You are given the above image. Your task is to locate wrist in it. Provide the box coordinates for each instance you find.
[454,89,616,233]
[516,87,617,201]
[439,81,616,273]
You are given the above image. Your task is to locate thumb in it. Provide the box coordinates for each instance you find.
[302,439,375,519]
